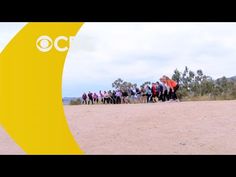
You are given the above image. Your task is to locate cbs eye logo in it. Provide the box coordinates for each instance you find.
[36,35,72,52]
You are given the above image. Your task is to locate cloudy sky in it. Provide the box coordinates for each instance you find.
[1,23,236,97]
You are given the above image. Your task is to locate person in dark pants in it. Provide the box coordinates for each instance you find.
[108,90,113,104]
[145,85,152,103]
[122,90,129,104]
[163,75,179,101]
[88,91,94,105]
[135,87,141,103]
[168,89,173,100]
[115,90,122,104]
[82,93,87,104]
[160,77,169,101]
[93,92,99,104]
[140,86,147,103]
[103,91,109,104]
[111,90,117,104]
[172,84,179,100]
[129,88,135,104]
[156,82,164,102]
[151,83,158,103]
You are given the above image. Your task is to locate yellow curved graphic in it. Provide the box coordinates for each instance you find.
[0,22,84,154]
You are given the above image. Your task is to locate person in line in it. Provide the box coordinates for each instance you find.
[160,77,170,101]
[135,87,141,103]
[108,90,113,104]
[111,90,117,104]
[129,87,135,104]
[115,89,122,104]
[156,81,164,102]
[140,86,147,103]
[99,90,104,104]
[82,93,87,104]
[127,88,131,104]
[93,92,99,104]
[103,91,110,104]
[145,85,152,103]
[151,82,158,103]
[162,75,179,101]
[88,91,94,105]
[122,89,129,104]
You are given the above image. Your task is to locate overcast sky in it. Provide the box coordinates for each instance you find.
[1,23,236,97]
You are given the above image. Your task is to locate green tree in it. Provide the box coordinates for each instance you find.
[112,78,136,91]
[69,98,81,105]
[140,81,151,88]
[172,69,181,83]
[112,78,123,89]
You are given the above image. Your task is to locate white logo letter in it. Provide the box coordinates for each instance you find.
[54,36,69,52]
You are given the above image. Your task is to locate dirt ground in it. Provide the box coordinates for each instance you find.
[1,100,236,154]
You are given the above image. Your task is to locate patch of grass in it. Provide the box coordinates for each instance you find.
[181,95,236,102]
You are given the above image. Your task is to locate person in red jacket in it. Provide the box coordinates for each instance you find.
[151,82,158,102]
[162,75,179,101]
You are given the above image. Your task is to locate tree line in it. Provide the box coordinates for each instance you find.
[69,66,236,105]
[172,66,236,100]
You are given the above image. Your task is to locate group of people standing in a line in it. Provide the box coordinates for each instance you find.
[81,75,179,105]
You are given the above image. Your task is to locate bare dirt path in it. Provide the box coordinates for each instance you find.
[64,100,236,154]
[0,100,236,154]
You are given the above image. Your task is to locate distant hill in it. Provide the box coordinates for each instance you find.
[215,76,236,83]
[62,97,81,105]
[229,76,236,82]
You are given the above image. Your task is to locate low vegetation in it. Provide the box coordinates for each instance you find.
[69,66,236,105]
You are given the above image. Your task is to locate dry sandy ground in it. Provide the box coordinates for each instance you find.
[0,126,24,154]
[1,100,236,154]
